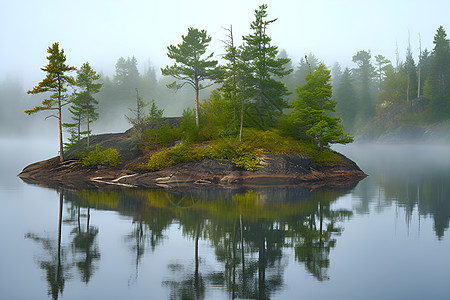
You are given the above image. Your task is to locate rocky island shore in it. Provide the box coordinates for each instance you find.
[18,122,366,191]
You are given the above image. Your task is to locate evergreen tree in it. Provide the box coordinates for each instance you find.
[114,56,140,88]
[64,62,102,148]
[374,54,391,87]
[294,53,320,87]
[335,68,358,133]
[219,25,240,123]
[242,4,292,129]
[424,26,450,119]
[277,49,296,95]
[331,62,343,88]
[352,50,376,124]
[418,48,431,97]
[126,89,149,139]
[377,62,406,106]
[405,43,417,103]
[26,42,76,162]
[285,63,353,151]
[161,27,218,129]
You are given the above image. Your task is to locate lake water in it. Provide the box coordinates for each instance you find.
[1,139,449,300]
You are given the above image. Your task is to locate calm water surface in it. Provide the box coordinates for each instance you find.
[1,139,449,300]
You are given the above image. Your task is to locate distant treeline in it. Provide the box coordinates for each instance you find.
[2,20,449,136]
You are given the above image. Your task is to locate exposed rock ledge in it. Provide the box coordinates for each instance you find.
[18,152,367,191]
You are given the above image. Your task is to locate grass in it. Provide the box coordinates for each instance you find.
[141,128,341,172]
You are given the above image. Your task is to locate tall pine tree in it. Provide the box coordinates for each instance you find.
[424,26,450,120]
[64,62,102,148]
[242,4,292,129]
[26,42,76,162]
[161,27,218,129]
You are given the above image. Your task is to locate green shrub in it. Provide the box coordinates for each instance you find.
[80,146,120,167]
[180,108,199,143]
[231,144,260,171]
[145,143,196,172]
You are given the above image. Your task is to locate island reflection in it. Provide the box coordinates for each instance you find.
[26,186,354,299]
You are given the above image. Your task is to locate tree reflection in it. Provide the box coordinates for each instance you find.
[27,186,354,299]
[25,192,69,300]
[158,187,352,299]
[343,144,450,239]
[70,205,100,284]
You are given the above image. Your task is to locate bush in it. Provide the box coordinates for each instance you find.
[231,143,260,171]
[145,143,195,172]
[180,108,199,143]
[80,145,120,167]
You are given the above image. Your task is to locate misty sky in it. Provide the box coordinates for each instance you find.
[1,0,449,86]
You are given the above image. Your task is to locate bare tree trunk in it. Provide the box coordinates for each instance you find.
[58,100,64,162]
[417,65,421,98]
[239,82,245,142]
[195,78,200,130]
[407,74,410,104]
[86,104,90,147]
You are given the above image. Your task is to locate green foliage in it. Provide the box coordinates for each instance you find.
[80,146,120,167]
[126,89,149,139]
[144,137,261,172]
[26,42,77,162]
[64,62,102,148]
[145,143,195,172]
[161,27,219,128]
[424,26,450,120]
[230,143,260,171]
[179,108,199,142]
[334,68,358,133]
[148,99,164,121]
[242,3,292,129]
[352,50,376,120]
[284,63,353,151]
[199,89,237,139]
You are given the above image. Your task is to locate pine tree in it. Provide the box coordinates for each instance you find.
[352,50,376,124]
[405,42,417,103]
[64,62,102,148]
[219,25,239,123]
[374,54,391,87]
[126,89,149,138]
[295,53,320,87]
[242,4,292,129]
[161,27,218,129]
[335,68,358,133]
[285,63,353,151]
[26,42,76,162]
[424,26,450,120]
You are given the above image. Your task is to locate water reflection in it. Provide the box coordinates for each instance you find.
[25,191,101,300]
[25,193,69,300]
[25,187,353,299]
[339,144,450,239]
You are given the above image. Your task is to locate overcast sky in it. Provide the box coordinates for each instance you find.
[1,0,449,86]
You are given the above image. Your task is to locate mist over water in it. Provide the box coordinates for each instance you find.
[1,138,449,299]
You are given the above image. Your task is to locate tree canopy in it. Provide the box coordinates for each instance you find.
[26,42,76,162]
[161,27,218,129]
[284,63,353,150]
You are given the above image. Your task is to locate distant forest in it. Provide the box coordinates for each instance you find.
[1,10,450,137]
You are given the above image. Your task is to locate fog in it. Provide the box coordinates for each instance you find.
[1,0,449,138]
[2,0,448,85]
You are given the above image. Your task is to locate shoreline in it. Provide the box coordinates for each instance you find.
[17,152,367,191]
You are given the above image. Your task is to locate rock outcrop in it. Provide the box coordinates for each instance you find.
[18,152,366,191]
[18,119,366,191]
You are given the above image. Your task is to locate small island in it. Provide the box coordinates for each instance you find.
[18,117,366,191]
[18,4,367,191]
